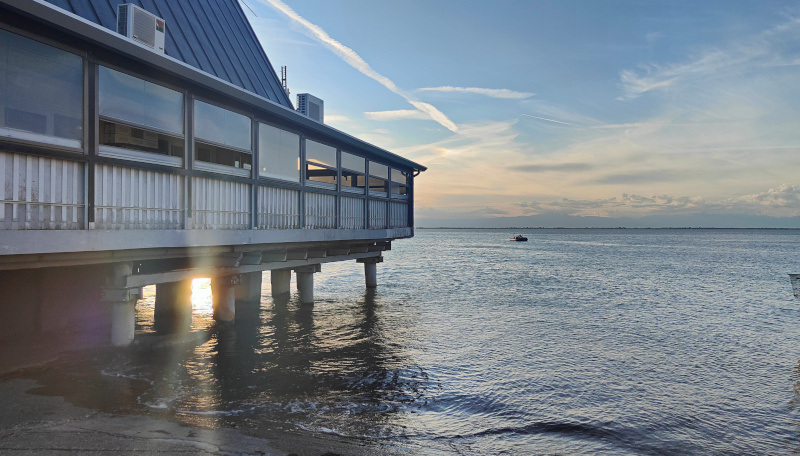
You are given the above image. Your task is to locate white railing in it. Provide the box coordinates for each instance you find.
[305,192,336,229]
[0,151,84,229]
[369,199,387,229]
[95,164,183,229]
[192,177,250,229]
[0,151,410,232]
[258,186,300,229]
[341,196,365,229]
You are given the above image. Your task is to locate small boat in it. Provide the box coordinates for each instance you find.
[509,234,528,242]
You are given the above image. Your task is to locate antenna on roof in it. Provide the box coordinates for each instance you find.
[281,66,289,97]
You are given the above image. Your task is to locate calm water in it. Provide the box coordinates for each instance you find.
[17,229,800,454]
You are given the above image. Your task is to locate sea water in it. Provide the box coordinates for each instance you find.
[18,229,800,454]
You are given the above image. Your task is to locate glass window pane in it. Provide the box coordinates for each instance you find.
[196,141,252,169]
[391,183,408,195]
[369,176,386,193]
[99,66,183,135]
[369,162,389,179]
[342,170,366,190]
[305,139,336,167]
[259,123,299,182]
[194,100,251,150]
[101,120,183,157]
[341,151,365,173]
[0,29,83,141]
[391,168,407,184]
[306,163,337,186]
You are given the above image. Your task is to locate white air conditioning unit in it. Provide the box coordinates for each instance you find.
[297,93,324,123]
[117,3,166,53]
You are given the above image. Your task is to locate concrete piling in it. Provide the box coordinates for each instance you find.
[211,275,240,322]
[154,280,193,333]
[270,269,292,298]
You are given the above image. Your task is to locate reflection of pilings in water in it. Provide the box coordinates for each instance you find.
[790,274,800,299]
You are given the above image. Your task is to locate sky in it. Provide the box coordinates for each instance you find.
[242,0,800,227]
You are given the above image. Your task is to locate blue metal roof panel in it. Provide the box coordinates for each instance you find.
[43,0,293,108]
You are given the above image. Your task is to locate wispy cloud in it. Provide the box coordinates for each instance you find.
[257,0,458,132]
[521,114,583,128]
[418,86,534,99]
[365,110,431,121]
[619,17,800,99]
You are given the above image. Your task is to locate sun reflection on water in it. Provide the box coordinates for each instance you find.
[191,278,213,315]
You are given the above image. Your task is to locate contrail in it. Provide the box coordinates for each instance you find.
[521,114,582,128]
[257,0,458,132]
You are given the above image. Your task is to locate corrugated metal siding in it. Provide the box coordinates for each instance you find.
[389,201,407,228]
[305,192,336,229]
[94,164,183,229]
[44,0,292,108]
[192,177,250,229]
[258,185,299,229]
[340,196,364,230]
[368,199,387,229]
[0,151,84,229]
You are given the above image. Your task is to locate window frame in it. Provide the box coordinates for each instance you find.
[193,98,253,177]
[367,161,389,196]
[257,120,301,184]
[0,26,85,152]
[340,150,366,194]
[304,138,338,189]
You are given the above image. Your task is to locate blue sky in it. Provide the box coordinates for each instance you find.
[244,0,800,226]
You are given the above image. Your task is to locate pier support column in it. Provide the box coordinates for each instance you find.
[295,265,320,305]
[103,287,140,347]
[104,263,139,346]
[211,275,240,322]
[235,271,263,303]
[154,280,193,333]
[271,269,291,298]
[357,256,384,289]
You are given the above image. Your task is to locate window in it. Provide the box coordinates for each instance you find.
[0,29,82,147]
[390,168,409,196]
[305,139,337,187]
[341,151,366,192]
[258,123,299,182]
[99,67,183,160]
[368,162,388,194]
[194,101,251,172]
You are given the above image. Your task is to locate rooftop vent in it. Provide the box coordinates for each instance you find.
[117,3,166,53]
[297,93,324,123]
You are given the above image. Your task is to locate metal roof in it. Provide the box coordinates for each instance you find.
[43,0,293,109]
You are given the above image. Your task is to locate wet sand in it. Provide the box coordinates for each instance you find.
[0,337,408,456]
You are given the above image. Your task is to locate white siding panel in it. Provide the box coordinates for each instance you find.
[94,164,183,229]
[340,196,364,229]
[369,199,387,229]
[0,151,84,230]
[258,186,299,229]
[192,177,250,229]
[305,192,336,229]
[390,201,408,228]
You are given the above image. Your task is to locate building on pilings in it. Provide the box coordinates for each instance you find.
[0,0,426,346]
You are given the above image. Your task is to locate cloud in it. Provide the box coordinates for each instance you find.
[418,86,534,99]
[509,163,594,173]
[618,17,800,99]
[364,110,431,121]
[257,0,458,132]
[511,184,800,219]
